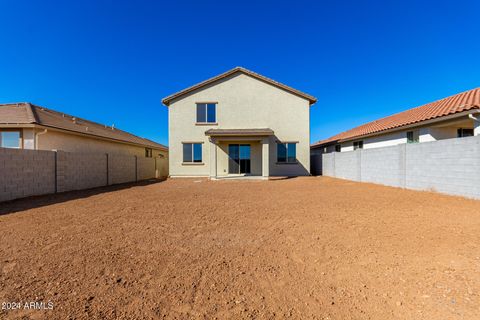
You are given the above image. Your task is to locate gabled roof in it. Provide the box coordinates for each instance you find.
[162,67,317,106]
[0,103,168,151]
[312,87,480,148]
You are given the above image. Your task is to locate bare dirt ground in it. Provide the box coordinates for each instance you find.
[1,177,480,320]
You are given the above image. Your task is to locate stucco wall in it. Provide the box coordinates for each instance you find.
[168,72,311,177]
[322,135,480,199]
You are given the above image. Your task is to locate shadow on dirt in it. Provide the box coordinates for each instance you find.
[0,179,165,216]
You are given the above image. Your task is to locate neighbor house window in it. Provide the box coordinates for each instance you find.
[457,128,474,138]
[407,130,419,143]
[277,142,296,163]
[0,131,21,149]
[183,143,202,163]
[196,103,216,123]
[335,144,341,152]
[145,148,152,158]
[353,141,363,150]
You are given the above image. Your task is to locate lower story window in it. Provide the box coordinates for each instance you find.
[458,128,474,138]
[353,141,363,150]
[183,143,202,163]
[0,131,21,148]
[277,142,296,163]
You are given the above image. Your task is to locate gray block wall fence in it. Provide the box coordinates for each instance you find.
[321,135,480,199]
[0,147,168,202]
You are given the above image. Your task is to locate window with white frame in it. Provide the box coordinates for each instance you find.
[0,131,21,148]
[196,103,216,123]
[277,142,297,163]
[183,143,202,163]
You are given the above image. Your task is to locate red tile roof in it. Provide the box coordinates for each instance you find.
[0,103,168,150]
[312,87,480,147]
[162,67,317,106]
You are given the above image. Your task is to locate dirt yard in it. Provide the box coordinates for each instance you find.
[1,177,479,319]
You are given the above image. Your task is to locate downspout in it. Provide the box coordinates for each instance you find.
[468,113,480,122]
[35,129,48,150]
[468,111,480,136]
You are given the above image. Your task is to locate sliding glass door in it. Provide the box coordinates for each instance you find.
[228,144,251,174]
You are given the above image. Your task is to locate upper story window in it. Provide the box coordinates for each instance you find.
[353,141,363,150]
[0,130,21,149]
[277,142,297,163]
[335,144,341,152]
[196,103,216,124]
[458,128,474,138]
[407,130,419,143]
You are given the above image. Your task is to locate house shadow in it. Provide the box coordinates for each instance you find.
[0,178,166,216]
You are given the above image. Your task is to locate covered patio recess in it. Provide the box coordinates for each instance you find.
[205,128,274,179]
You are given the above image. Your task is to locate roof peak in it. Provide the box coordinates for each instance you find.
[162,67,317,106]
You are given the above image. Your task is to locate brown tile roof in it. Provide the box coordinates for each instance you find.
[205,128,274,136]
[162,67,317,106]
[0,103,167,151]
[312,87,480,148]
[0,103,37,123]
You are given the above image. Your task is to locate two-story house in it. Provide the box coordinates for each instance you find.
[162,67,317,179]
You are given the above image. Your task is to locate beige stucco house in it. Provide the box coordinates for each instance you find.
[163,67,317,178]
[0,102,168,158]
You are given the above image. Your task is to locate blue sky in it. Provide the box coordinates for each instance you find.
[1,0,479,146]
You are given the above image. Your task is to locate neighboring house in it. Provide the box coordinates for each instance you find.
[0,102,168,158]
[163,67,317,178]
[311,87,480,155]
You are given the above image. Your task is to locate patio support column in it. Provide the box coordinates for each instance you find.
[209,138,217,179]
[262,137,269,177]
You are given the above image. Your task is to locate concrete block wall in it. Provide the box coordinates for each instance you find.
[360,144,406,188]
[322,153,335,177]
[137,157,156,181]
[0,148,55,202]
[333,151,360,181]
[156,156,169,178]
[108,154,136,185]
[0,147,168,202]
[405,136,480,199]
[57,151,108,192]
[322,136,480,199]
